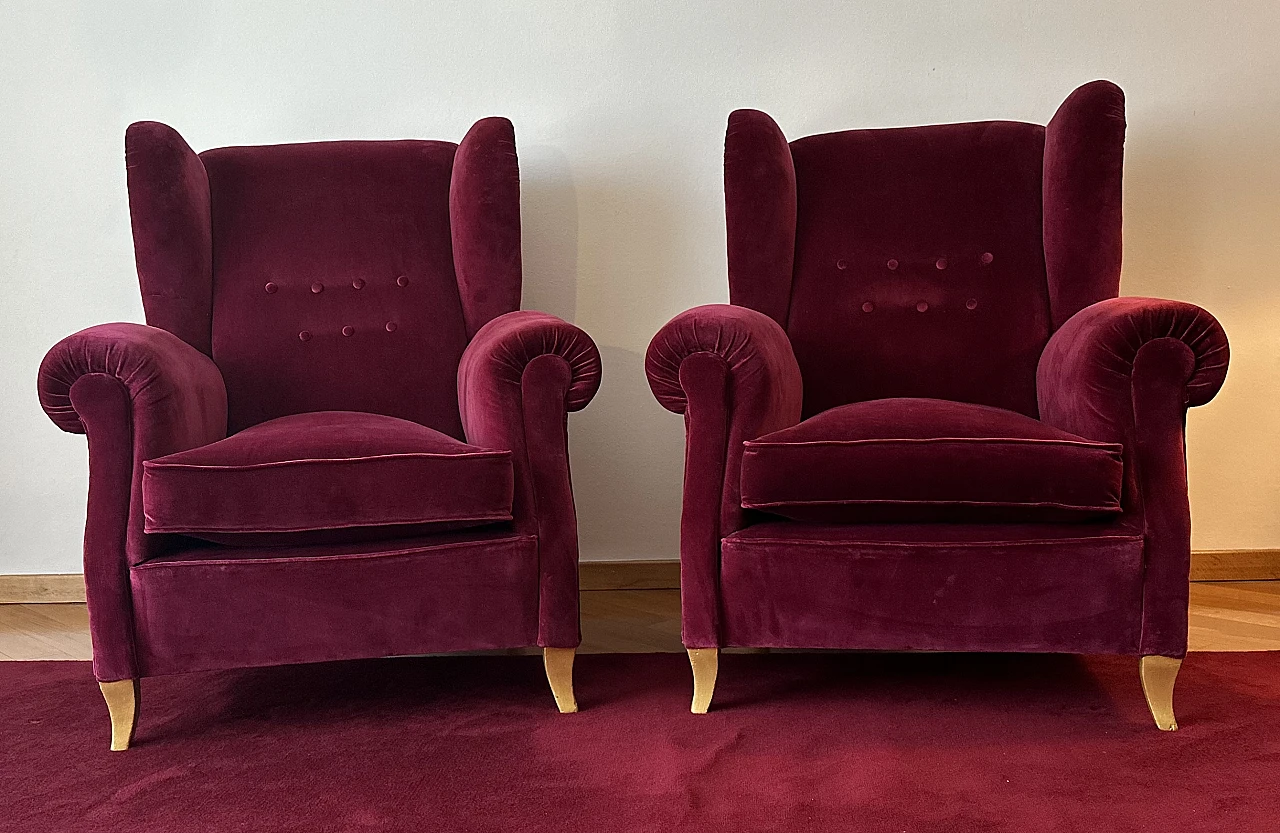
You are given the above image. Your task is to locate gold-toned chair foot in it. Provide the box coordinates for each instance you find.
[99,679,140,751]
[543,647,578,713]
[688,648,719,714]
[1140,655,1182,731]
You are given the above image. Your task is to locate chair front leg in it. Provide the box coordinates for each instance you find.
[1140,656,1182,731]
[688,648,719,714]
[543,647,578,713]
[99,679,140,750]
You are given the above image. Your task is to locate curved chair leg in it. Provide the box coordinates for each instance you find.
[1140,656,1182,731]
[99,679,140,751]
[543,648,578,713]
[688,648,719,714]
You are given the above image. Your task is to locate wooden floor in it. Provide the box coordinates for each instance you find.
[1186,581,1280,651]
[2,582,1278,660]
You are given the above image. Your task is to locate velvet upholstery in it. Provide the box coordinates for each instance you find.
[125,123,215,357]
[723,109,797,327]
[130,531,539,676]
[647,82,1229,665]
[39,323,227,681]
[142,411,513,542]
[38,120,601,690]
[458,310,602,648]
[1043,81,1126,328]
[741,398,1124,523]
[452,118,524,339]
[1037,296,1228,657]
[199,137,468,436]
[722,521,1144,652]
[646,303,803,647]
[786,119,1050,418]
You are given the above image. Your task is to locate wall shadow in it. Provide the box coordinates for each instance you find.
[519,144,579,322]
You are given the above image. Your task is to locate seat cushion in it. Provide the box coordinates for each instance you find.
[142,411,513,544]
[740,398,1123,523]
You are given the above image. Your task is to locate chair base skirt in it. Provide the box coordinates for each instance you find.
[719,523,1146,655]
[130,532,541,677]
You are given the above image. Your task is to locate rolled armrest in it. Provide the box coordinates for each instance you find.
[646,304,802,421]
[38,323,227,678]
[39,322,227,445]
[1037,297,1228,443]
[645,304,802,648]
[1039,297,1228,658]
[458,310,601,418]
[457,310,601,648]
[644,302,803,526]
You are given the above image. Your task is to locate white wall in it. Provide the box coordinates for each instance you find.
[2,1,1278,572]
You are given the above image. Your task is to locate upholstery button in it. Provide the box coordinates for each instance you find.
[981,252,994,265]
[861,302,874,313]
[352,278,366,290]
[966,298,979,310]
[264,282,278,294]
[935,258,947,270]
[836,259,848,270]
[311,282,324,294]
[916,301,929,312]
[298,331,312,342]
[341,325,354,337]
[396,275,409,287]
[385,322,398,332]
[887,259,899,270]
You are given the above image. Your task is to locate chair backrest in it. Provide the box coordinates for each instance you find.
[125,118,522,436]
[725,81,1125,419]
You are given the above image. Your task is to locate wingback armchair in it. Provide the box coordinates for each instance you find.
[38,118,601,749]
[646,81,1229,729]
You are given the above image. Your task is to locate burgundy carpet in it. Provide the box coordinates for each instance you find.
[3,652,1280,832]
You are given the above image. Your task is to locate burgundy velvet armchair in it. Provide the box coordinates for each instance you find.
[646,81,1229,729]
[38,118,601,749]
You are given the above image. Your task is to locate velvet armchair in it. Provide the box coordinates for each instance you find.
[646,81,1229,729]
[38,118,601,749]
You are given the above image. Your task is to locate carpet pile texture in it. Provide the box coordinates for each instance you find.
[3,651,1279,832]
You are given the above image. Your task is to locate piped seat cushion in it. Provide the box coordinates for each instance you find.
[740,398,1124,523]
[142,411,513,545]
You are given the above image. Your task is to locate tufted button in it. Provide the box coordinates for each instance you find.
[966,298,979,310]
[916,301,929,313]
[935,258,947,270]
[341,325,354,337]
[862,302,874,313]
[886,259,899,270]
[298,330,312,342]
[352,278,366,290]
[311,282,324,294]
[980,252,994,265]
[385,322,398,333]
[396,275,409,287]
[836,259,848,270]
[264,282,278,294]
